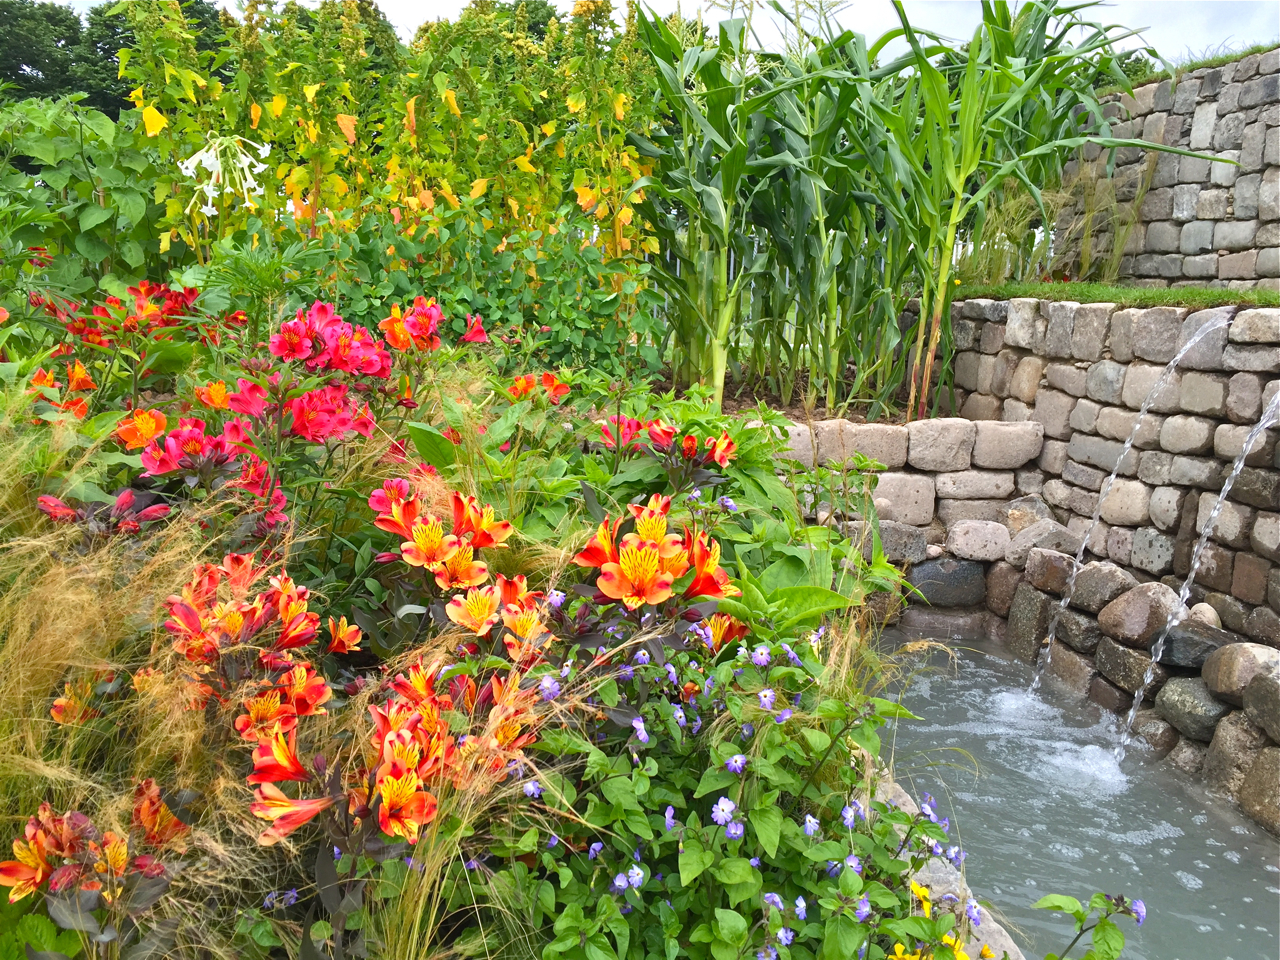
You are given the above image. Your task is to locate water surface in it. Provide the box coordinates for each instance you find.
[884,633,1279,960]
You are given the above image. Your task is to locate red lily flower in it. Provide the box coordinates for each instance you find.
[460,314,488,343]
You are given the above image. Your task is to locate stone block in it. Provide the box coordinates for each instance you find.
[874,473,936,527]
[1195,187,1229,219]
[1067,432,1139,475]
[989,349,1021,398]
[1045,363,1087,397]
[1025,547,1077,595]
[1140,187,1174,222]
[1215,423,1277,465]
[1038,438,1068,474]
[1002,398,1031,422]
[936,498,1006,527]
[1172,183,1200,222]
[1139,451,1173,486]
[1158,620,1238,669]
[1190,101,1217,149]
[946,520,1012,562]
[1132,708,1180,757]
[1230,468,1280,510]
[1219,250,1258,280]
[1239,748,1280,835]
[935,471,1015,500]
[1206,591,1252,633]
[1096,636,1169,695]
[1068,398,1101,433]
[1145,220,1181,252]
[1085,360,1127,404]
[1045,301,1077,357]
[1007,582,1054,663]
[1096,406,1163,449]
[1179,219,1216,256]
[970,420,1044,470]
[1155,677,1231,741]
[1235,172,1261,219]
[980,321,1006,354]
[976,354,996,394]
[1089,675,1134,713]
[1134,253,1183,278]
[906,418,976,472]
[1182,253,1219,278]
[852,423,910,468]
[1244,606,1280,645]
[1170,455,1224,488]
[1159,415,1217,455]
[1071,561,1140,613]
[985,561,1022,617]
[1224,344,1280,372]
[1260,247,1280,279]
[1099,581,1185,648]
[1232,552,1271,605]
[1240,73,1280,108]
[1244,670,1280,743]
[1121,362,1182,413]
[1177,306,1234,370]
[1106,526,1134,566]
[1228,373,1267,423]
[1241,120,1268,170]
[961,298,995,319]
[1261,166,1279,222]
[960,393,1001,420]
[1229,308,1280,344]
[1204,711,1269,798]
[955,351,980,391]
[1173,77,1202,114]
[1058,608,1103,655]
[1032,389,1076,441]
[1218,81,1243,114]
[1099,478,1151,525]
[1063,460,1106,491]
[1016,468,1045,495]
[1179,371,1229,415]
[1212,111,1247,151]
[1108,309,1136,362]
[1005,519,1082,569]
[1149,486,1187,532]
[1009,356,1047,403]
[1066,304,1111,362]
[1166,737,1207,774]
[1180,154,1212,183]
[1003,298,1044,351]
[845,520,928,565]
[1191,542,1235,592]
[907,558,987,608]
[1251,511,1280,562]
[1045,643,1097,698]
[1213,219,1258,250]
[1000,495,1054,535]
[1209,150,1240,186]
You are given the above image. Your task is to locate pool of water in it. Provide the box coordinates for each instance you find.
[883,633,1280,960]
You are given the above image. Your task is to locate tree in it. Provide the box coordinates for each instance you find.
[0,0,83,98]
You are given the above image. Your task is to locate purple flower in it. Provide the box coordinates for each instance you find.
[855,895,871,922]
[539,676,561,700]
[946,845,966,867]
[921,801,937,823]
[588,842,604,859]
[665,806,676,831]
[1131,899,1146,926]
[673,705,687,727]
[523,780,542,798]
[741,722,755,739]
[725,820,745,839]
[665,663,679,685]
[619,665,635,680]
[632,717,649,744]
[810,625,825,643]
[704,677,716,696]
[775,709,792,723]
[548,589,566,608]
[547,834,559,848]
[627,865,644,888]
[610,873,629,894]
[756,949,777,960]
[280,889,298,907]
[781,643,803,667]
[803,814,820,837]
[752,645,771,666]
[634,650,650,665]
[764,892,784,910]
[795,896,807,920]
[726,754,748,773]
[758,689,776,710]
[845,854,862,874]
[826,861,841,877]
[718,496,738,512]
[750,857,760,867]
[778,928,794,946]
[691,714,703,734]
[841,802,864,827]
[967,899,982,927]
[263,892,277,909]
[463,858,481,870]
[688,488,702,501]
[711,797,738,825]
[633,846,642,862]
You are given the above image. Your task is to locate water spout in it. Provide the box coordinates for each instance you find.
[1116,390,1280,759]
[1029,313,1234,694]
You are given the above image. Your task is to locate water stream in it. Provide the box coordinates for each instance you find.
[885,632,1279,960]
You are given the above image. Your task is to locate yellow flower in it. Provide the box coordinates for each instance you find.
[911,879,932,918]
[980,946,995,959]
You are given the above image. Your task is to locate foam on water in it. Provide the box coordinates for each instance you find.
[886,633,1280,960]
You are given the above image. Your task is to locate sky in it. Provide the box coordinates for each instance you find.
[64,0,1280,62]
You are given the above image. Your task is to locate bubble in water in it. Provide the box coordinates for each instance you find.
[1225,851,1242,863]
[1198,924,1214,933]
[1049,843,1084,860]
[1193,814,1208,825]
[1177,870,1205,891]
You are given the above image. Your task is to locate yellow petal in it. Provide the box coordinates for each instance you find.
[303,83,322,103]
[250,102,262,129]
[612,92,628,121]
[404,96,417,134]
[270,94,287,118]
[470,178,488,199]
[142,106,168,137]
[443,89,460,117]
[514,155,536,173]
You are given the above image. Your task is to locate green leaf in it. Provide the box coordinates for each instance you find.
[1032,894,1084,920]
[713,909,748,946]
[710,857,755,885]
[79,205,113,232]
[679,837,715,886]
[693,767,737,798]
[1091,917,1125,960]
[748,804,783,857]
[405,422,457,470]
[770,585,853,630]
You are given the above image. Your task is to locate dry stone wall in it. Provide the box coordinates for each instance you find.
[1058,46,1279,289]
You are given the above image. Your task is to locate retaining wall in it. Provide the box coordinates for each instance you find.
[1056,46,1280,289]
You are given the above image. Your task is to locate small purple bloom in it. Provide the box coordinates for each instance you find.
[742,722,755,739]
[826,861,841,878]
[463,858,481,870]
[632,717,650,744]
[523,780,542,798]
[855,895,871,922]
[280,889,298,907]
[588,842,604,859]
[752,645,771,666]
[966,899,982,927]
[610,873,628,894]
[758,688,776,710]
[795,896,807,919]
[704,677,716,696]
[781,642,803,667]
[726,754,747,773]
[547,589,566,608]
[673,705,687,727]
[750,857,760,867]
[725,820,745,839]
[539,676,561,700]
[775,709,792,723]
[691,714,703,734]
[803,814,820,837]
[547,834,559,848]
[634,650,650,665]
[718,496,738,512]
[619,665,635,680]
[263,892,277,909]
[665,664,679,685]
[1131,899,1146,926]
[778,927,794,946]
[688,488,702,501]
[665,806,676,831]
[711,797,738,825]
[845,854,862,874]
[627,865,644,888]
[633,846,642,862]
[764,892,784,910]
[841,802,863,827]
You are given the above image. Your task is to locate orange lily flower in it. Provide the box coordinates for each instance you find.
[30,368,60,391]
[452,493,514,549]
[501,607,554,663]
[445,585,503,635]
[195,380,230,409]
[485,672,539,752]
[132,779,189,848]
[65,360,96,391]
[684,531,742,599]
[378,305,413,351]
[598,535,675,610]
[496,573,542,610]
[279,663,331,717]
[508,374,536,400]
[705,431,737,467]
[433,544,488,590]
[115,409,167,450]
[53,397,88,419]
[400,515,460,568]
[701,613,750,653]
[0,835,51,903]
[219,552,261,597]
[628,494,672,541]
[251,783,335,845]
[234,689,298,741]
[375,496,421,540]
[541,372,569,404]
[90,831,128,879]
[327,615,362,654]
[377,769,436,844]
[248,729,310,784]
[572,516,621,569]
[389,660,453,712]
[50,680,99,725]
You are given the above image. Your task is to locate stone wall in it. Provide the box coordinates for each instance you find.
[1057,46,1279,289]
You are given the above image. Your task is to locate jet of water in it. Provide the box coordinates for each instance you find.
[1116,389,1280,760]
[1029,313,1235,694]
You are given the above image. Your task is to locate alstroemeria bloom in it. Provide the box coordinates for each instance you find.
[452,493,513,549]
[228,378,269,418]
[65,360,96,391]
[572,516,621,569]
[195,380,230,409]
[248,729,310,784]
[496,573,542,610]
[460,314,488,343]
[114,408,167,450]
[684,531,741,600]
[269,318,314,361]
[377,769,436,843]
[433,544,488,590]
[327,616,362,654]
[279,664,331,717]
[601,415,643,450]
[701,613,749,653]
[445,585,503,635]
[508,374,536,400]
[36,495,77,522]
[647,418,676,449]
[541,372,569,404]
[501,607,554,663]
[400,515,460,569]
[598,535,675,610]
[0,836,51,902]
[251,783,335,845]
[234,690,298,741]
[368,478,411,515]
[705,432,737,467]
[375,497,420,540]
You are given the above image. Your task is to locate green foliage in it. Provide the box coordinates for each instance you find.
[0,0,84,98]
[1035,891,1145,960]
[957,280,1280,309]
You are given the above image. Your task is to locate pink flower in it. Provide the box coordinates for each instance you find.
[228,378,269,418]
[269,319,313,361]
[460,314,488,344]
[368,478,411,514]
